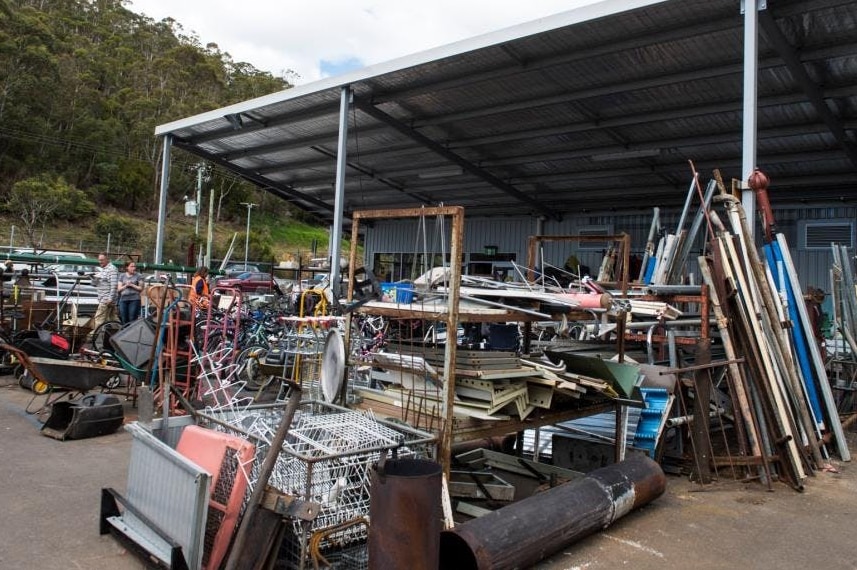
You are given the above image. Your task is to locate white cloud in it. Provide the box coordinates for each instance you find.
[127,0,599,84]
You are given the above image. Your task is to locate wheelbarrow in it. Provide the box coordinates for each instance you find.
[2,343,125,416]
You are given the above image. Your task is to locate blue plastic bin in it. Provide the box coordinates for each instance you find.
[380,282,415,303]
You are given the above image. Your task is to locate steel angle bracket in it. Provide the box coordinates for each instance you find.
[262,490,322,521]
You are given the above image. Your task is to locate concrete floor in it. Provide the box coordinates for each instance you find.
[1,376,856,570]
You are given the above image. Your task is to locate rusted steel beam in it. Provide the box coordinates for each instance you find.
[439,455,665,570]
[711,454,780,467]
[658,358,746,375]
[691,339,713,483]
[526,234,630,293]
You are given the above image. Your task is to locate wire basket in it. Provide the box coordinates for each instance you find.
[196,400,435,570]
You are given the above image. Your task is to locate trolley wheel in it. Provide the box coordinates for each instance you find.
[31,378,50,395]
[236,345,269,390]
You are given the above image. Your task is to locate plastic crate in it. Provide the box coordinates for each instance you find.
[379,282,415,304]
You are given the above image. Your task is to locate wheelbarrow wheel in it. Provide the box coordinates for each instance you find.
[17,369,50,394]
[103,374,122,389]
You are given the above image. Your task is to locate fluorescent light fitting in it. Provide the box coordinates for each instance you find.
[418,167,465,179]
[590,149,661,162]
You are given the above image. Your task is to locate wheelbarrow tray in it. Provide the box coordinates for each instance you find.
[27,356,125,392]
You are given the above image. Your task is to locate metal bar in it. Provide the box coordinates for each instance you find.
[659,358,746,375]
[223,384,303,570]
[691,339,713,483]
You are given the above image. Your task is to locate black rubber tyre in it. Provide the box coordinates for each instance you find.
[91,320,123,354]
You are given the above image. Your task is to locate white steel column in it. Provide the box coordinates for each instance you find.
[329,86,351,293]
[154,134,172,264]
[741,0,763,234]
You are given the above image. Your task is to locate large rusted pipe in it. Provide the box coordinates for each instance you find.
[439,454,665,570]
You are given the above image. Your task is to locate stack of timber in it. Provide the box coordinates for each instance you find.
[699,193,849,491]
[353,345,617,436]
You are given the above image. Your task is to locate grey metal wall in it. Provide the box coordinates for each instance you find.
[361,205,855,292]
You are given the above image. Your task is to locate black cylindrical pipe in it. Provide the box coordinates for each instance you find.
[439,454,666,570]
[369,457,442,570]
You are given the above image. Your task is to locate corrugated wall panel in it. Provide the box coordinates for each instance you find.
[790,248,833,291]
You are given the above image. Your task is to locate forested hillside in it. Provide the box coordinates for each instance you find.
[0,0,322,262]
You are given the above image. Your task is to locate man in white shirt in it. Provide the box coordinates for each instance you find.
[92,253,119,332]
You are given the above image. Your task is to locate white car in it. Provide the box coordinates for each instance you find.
[10,250,87,272]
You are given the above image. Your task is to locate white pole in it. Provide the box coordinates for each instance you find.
[9,225,14,250]
[195,165,203,238]
[329,86,351,294]
[240,202,256,271]
[742,0,760,236]
[154,135,172,264]
[205,188,215,267]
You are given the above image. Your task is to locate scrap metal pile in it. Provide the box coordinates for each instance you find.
[648,171,851,490]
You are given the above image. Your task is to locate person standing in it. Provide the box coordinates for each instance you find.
[92,253,119,331]
[117,261,143,324]
[188,266,210,309]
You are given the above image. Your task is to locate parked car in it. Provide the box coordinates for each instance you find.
[10,249,87,272]
[215,271,275,293]
[222,263,262,277]
[43,263,90,277]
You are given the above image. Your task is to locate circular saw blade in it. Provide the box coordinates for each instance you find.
[320,329,346,403]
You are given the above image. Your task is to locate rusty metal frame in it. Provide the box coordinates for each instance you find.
[347,206,465,477]
[526,233,631,294]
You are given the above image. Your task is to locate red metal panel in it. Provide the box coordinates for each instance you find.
[176,425,256,570]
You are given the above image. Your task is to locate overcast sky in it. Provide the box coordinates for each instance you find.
[128,0,600,85]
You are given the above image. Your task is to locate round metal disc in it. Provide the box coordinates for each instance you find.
[320,329,346,403]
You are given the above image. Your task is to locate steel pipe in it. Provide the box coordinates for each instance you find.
[439,454,666,570]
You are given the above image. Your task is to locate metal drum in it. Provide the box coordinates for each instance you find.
[368,455,442,570]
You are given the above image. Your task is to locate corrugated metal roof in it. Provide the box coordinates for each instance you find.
[156,0,857,223]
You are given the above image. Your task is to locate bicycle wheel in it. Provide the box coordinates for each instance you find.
[91,320,123,354]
